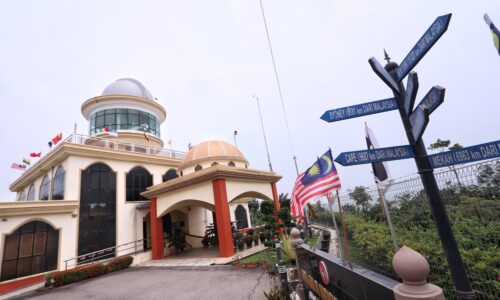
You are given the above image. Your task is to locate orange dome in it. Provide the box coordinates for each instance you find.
[179,140,248,169]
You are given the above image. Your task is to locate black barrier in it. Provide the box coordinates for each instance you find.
[296,244,398,300]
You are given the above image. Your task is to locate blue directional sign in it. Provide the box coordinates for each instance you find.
[320,97,398,123]
[409,105,429,143]
[416,86,445,115]
[369,57,400,96]
[429,140,500,168]
[334,145,415,166]
[403,72,419,116]
[396,14,452,81]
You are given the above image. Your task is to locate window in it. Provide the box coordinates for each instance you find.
[195,165,203,172]
[228,161,235,167]
[52,166,65,200]
[88,109,161,137]
[1,221,59,281]
[39,176,50,200]
[162,169,179,182]
[27,184,35,201]
[17,191,25,201]
[211,162,219,166]
[79,163,116,262]
[126,167,152,201]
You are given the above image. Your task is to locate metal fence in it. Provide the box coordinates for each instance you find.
[309,159,500,300]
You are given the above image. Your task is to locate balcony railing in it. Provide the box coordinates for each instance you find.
[67,134,186,159]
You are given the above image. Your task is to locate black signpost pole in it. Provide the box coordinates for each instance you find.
[385,61,475,300]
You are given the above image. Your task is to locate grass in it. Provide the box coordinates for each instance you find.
[305,234,319,247]
[239,248,276,265]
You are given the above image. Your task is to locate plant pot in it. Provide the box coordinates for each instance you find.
[246,242,253,248]
[237,241,245,251]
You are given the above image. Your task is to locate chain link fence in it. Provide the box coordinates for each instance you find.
[309,159,500,300]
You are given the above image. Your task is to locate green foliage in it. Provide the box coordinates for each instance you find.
[263,286,285,300]
[260,201,275,215]
[50,256,134,287]
[279,193,290,209]
[336,191,500,299]
[428,138,451,150]
[279,234,296,260]
[348,186,372,210]
[248,199,260,214]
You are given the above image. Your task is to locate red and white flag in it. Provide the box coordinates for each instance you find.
[30,152,42,157]
[291,149,341,220]
[11,163,26,170]
[52,133,63,145]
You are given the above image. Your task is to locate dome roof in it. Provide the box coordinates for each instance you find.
[180,140,248,169]
[102,78,154,100]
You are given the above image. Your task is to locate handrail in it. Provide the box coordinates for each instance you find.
[64,238,151,270]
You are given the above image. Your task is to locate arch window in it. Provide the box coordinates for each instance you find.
[162,169,179,182]
[79,163,116,262]
[52,166,65,200]
[39,176,50,200]
[17,191,26,201]
[126,167,152,201]
[228,161,236,167]
[235,205,249,229]
[1,221,59,281]
[27,184,35,201]
[194,165,203,172]
[211,162,219,166]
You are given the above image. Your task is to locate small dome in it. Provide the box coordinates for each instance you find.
[102,78,154,100]
[180,140,248,169]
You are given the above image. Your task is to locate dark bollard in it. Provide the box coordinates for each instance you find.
[278,259,290,300]
[275,239,282,263]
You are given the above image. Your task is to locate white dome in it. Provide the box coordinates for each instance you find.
[102,78,154,100]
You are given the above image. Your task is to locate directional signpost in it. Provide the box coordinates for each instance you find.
[368,57,401,96]
[334,145,414,166]
[395,14,452,81]
[429,140,500,169]
[320,13,478,299]
[320,97,398,122]
[403,72,419,116]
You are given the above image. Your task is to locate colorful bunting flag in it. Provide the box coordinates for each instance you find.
[11,163,26,170]
[103,127,118,137]
[30,152,42,157]
[23,158,30,165]
[484,13,500,56]
[52,133,62,145]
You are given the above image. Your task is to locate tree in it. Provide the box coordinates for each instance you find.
[279,193,290,209]
[248,199,259,214]
[348,186,372,211]
[428,138,463,186]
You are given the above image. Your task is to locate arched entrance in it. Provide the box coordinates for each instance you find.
[235,204,249,229]
[1,221,59,281]
[78,163,116,262]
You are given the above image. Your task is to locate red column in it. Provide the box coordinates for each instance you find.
[271,182,284,232]
[271,182,281,211]
[212,179,234,257]
[150,197,164,260]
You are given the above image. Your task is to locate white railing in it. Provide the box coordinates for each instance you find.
[64,238,151,270]
[69,133,186,159]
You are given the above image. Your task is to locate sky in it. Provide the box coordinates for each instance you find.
[0,0,499,201]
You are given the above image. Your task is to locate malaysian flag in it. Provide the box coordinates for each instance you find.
[291,149,341,219]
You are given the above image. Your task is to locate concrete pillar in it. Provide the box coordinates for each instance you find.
[150,198,164,260]
[392,246,445,300]
[212,179,234,257]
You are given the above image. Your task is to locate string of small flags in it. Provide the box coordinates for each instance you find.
[11,132,62,171]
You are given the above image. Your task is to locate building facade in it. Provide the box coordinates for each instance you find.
[0,78,281,285]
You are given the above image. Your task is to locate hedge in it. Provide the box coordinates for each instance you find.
[49,256,134,287]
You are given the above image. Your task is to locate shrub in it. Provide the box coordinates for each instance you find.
[106,256,134,272]
[51,256,134,287]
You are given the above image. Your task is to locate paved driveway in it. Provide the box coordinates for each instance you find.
[12,266,272,300]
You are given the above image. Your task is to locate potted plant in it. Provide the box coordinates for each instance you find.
[253,234,260,246]
[168,229,186,253]
[235,233,245,251]
[259,232,266,243]
[202,235,209,248]
[244,235,253,248]
[247,228,254,235]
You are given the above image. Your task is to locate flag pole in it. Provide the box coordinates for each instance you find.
[377,182,399,252]
[336,190,352,269]
[253,95,273,172]
[326,194,344,260]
